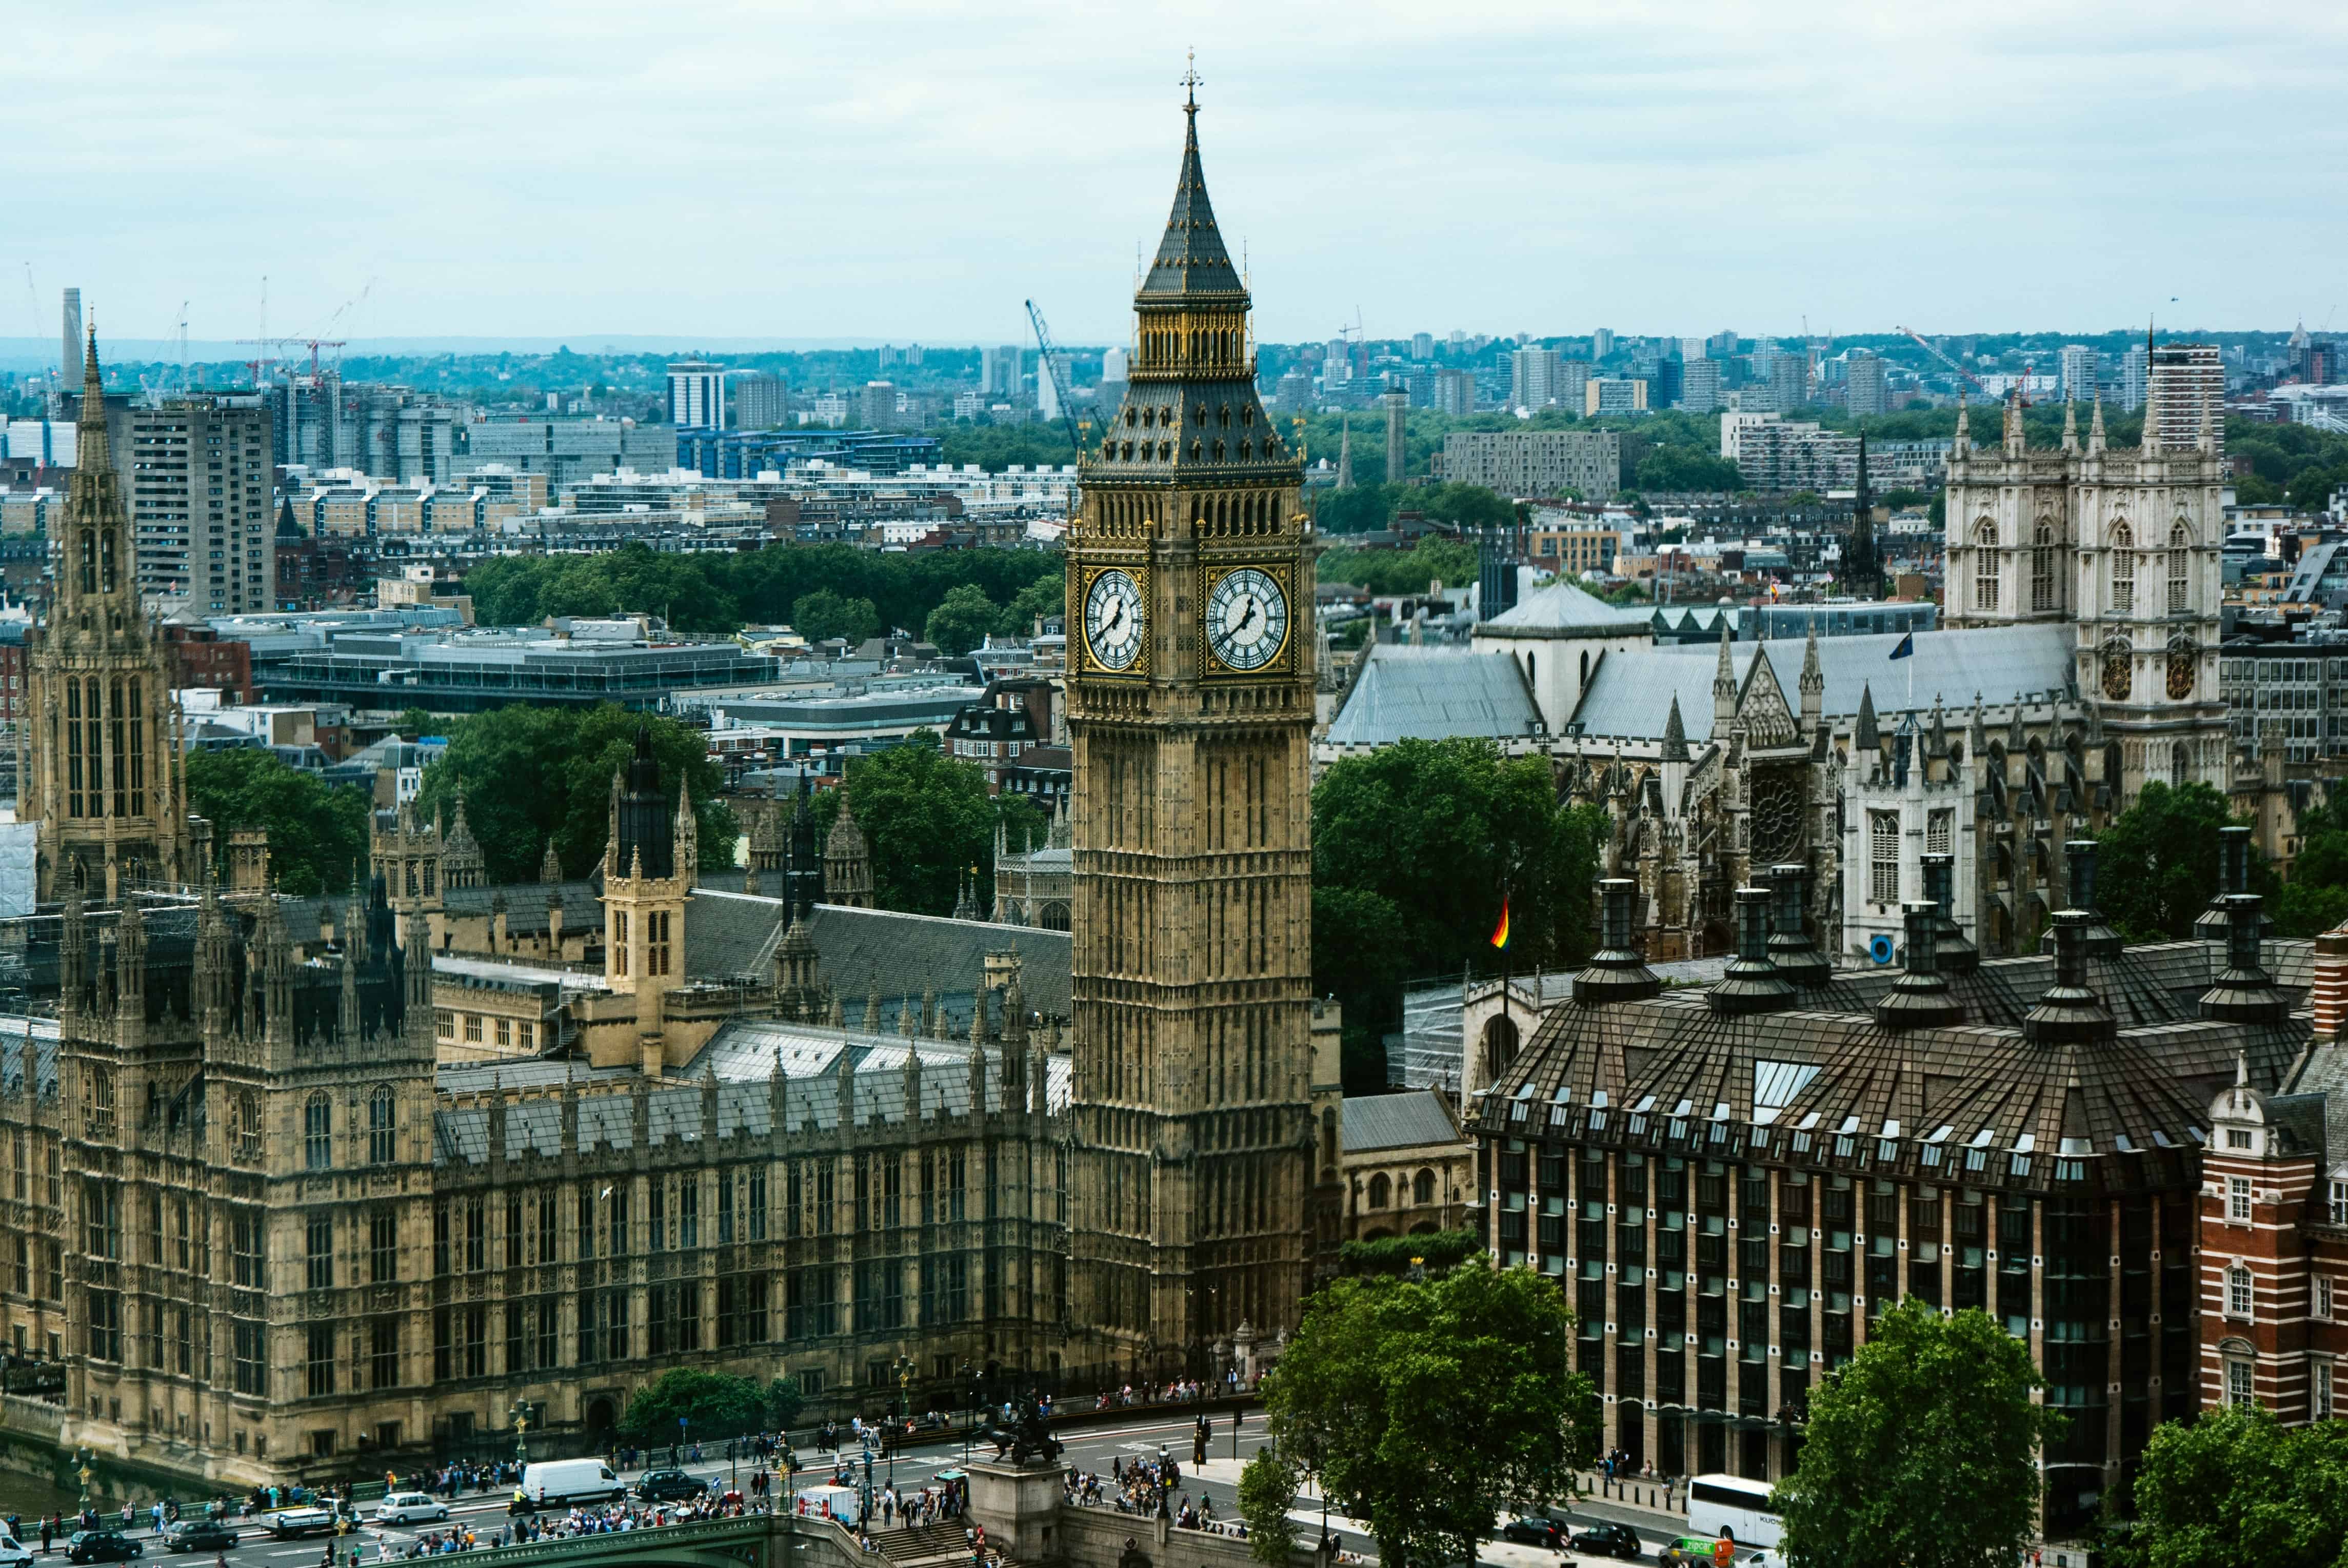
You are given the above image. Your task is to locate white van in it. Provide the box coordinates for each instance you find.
[793,1484,863,1527]
[517,1459,626,1509]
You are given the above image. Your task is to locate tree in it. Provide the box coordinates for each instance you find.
[1773,1300,2060,1568]
[764,1377,806,1433]
[1263,1264,1598,1568]
[1238,1448,1301,1566]
[834,734,1044,916]
[618,1368,769,1445]
[2096,783,2256,941]
[1318,539,1481,597]
[1311,886,1410,1092]
[791,588,880,646]
[925,583,1000,656]
[184,748,371,896]
[997,570,1065,637]
[1635,445,1743,492]
[414,705,737,885]
[2104,1403,2348,1568]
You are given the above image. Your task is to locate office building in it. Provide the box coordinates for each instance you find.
[732,373,787,431]
[2148,344,2225,455]
[1100,347,1128,386]
[453,420,675,491]
[347,388,459,484]
[1275,366,1314,411]
[1433,368,1477,416]
[61,288,80,386]
[1679,358,1723,413]
[2059,345,2103,404]
[1585,378,1649,417]
[667,361,727,430]
[1845,352,1888,418]
[1323,337,1352,389]
[1442,430,1621,500]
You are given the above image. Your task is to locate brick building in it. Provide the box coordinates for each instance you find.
[162,625,255,703]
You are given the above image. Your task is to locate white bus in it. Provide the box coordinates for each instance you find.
[1686,1473,1782,1561]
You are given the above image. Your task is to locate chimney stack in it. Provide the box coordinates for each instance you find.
[1573,879,1661,1005]
[1707,886,1798,1016]
[1874,901,1965,1030]
[2194,825,2252,942]
[2312,924,2348,1040]
[1919,852,1978,974]
[1765,863,1832,988]
[2199,894,2289,1024]
[2023,910,2116,1045]
[2064,840,2122,957]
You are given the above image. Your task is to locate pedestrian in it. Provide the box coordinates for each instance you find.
[41,1516,53,1554]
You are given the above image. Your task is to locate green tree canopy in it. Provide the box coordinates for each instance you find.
[925,583,1000,656]
[1635,445,1743,492]
[184,748,371,896]
[813,735,1044,917]
[413,705,737,885]
[1238,1449,1302,1567]
[2269,797,2348,938]
[1319,539,1481,597]
[1262,1263,1598,1568]
[1773,1300,2060,1568]
[791,588,880,646]
[1312,738,1607,1089]
[2096,783,2264,941]
[997,570,1065,637]
[617,1368,783,1445]
[2104,1403,2348,1568]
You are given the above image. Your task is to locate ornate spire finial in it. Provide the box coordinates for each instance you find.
[1182,49,1201,114]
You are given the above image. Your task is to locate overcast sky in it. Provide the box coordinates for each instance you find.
[7,1,2342,355]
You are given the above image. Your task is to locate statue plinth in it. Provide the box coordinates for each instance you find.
[965,1456,1067,1562]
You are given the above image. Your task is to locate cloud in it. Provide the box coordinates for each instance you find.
[6,0,2341,347]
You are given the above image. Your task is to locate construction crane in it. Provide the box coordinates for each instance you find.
[1895,325,1988,400]
[236,336,347,379]
[1024,299,1084,455]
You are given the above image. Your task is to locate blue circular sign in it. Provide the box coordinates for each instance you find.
[1868,934,1896,966]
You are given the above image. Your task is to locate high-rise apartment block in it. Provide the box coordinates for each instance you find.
[2147,344,2224,455]
[2119,345,2150,412]
[2059,345,2104,404]
[1410,332,1434,360]
[731,372,787,431]
[61,288,81,385]
[1442,429,1620,500]
[859,381,900,430]
[1591,327,1615,360]
[666,361,727,429]
[1678,359,1723,413]
[1735,419,1858,493]
[1509,349,1590,412]
[981,346,1021,396]
[1845,351,1888,418]
[1433,368,1477,416]
[81,385,277,614]
[1585,378,1649,416]
[1768,353,1807,413]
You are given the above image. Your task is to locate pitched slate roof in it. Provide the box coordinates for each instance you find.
[1569,623,2075,744]
[1342,1089,1465,1154]
[1477,580,1652,638]
[1323,645,1543,747]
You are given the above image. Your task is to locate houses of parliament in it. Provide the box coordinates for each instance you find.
[0,92,1335,1492]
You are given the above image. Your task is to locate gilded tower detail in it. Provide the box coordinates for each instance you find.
[23,334,191,900]
[1066,82,1317,1371]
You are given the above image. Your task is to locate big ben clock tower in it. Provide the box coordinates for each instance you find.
[1066,71,1317,1374]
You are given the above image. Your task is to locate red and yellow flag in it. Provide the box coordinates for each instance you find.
[1489,897,1511,950]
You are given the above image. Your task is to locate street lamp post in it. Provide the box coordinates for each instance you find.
[75,1449,93,1519]
[958,1362,976,1466]
[890,1355,916,1487]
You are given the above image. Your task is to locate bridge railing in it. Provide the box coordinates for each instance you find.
[448,1510,859,1568]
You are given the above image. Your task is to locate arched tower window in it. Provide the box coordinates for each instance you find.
[1482,1015,1520,1083]
[2168,522,2192,613]
[2031,520,2055,612]
[1972,521,1999,612]
[304,1093,332,1172]
[1368,1174,1390,1210]
[2172,741,2192,788]
[2111,523,2135,614]
[1414,1168,1437,1205]
[368,1087,396,1165]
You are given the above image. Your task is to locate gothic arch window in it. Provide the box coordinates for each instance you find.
[1368,1174,1390,1210]
[2172,741,2192,787]
[1972,522,1999,612]
[2168,522,2193,613]
[1579,650,1590,687]
[1482,1015,1520,1083]
[232,1090,263,1163]
[2031,519,2055,611]
[368,1086,396,1165]
[2111,523,2135,613]
[304,1093,332,1172]
[1414,1168,1437,1205]
[1526,652,1536,688]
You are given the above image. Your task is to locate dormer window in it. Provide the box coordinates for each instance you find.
[2226,1128,2252,1149]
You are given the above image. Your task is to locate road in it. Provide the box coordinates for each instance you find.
[30,1416,1691,1568]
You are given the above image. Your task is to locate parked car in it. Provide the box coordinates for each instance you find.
[1570,1522,1644,1559]
[65,1532,143,1565]
[0,1536,36,1568]
[372,1494,449,1526]
[1499,1516,1566,1549]
[636,1468,705,1503]
[264,1508,337,1540]
[161,1520,238,1554]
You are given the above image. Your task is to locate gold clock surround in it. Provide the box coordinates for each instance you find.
[1198,560,1296,677]
[1077,563,1151,677]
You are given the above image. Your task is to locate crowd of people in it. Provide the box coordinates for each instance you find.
[1083,1375,1236,1413]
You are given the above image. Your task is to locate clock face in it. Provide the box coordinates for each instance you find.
[1205,566,1290,673]
[1083,568,1146,672]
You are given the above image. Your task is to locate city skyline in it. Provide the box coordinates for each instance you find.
[7,3,2343,348]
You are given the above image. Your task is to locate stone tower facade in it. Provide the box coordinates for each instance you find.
[1065,82,1318,1376]
[1942,392,2230,800]
[601,728,697,1075]
[22,334,192,900]
[822,799,873,908]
